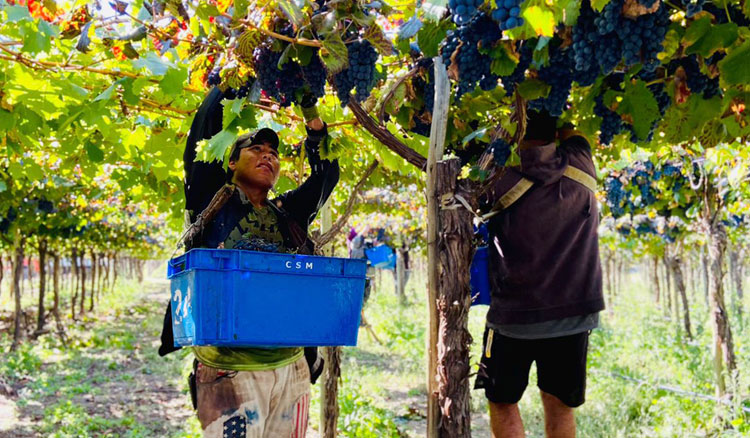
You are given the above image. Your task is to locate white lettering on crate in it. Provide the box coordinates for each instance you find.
[285,261,314,270]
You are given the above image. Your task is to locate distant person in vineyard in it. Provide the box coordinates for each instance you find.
[475,110,603,438]
[158,89,338,438]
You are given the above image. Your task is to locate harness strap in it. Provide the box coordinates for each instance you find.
[563,165,598,193]
[489,165,597,214]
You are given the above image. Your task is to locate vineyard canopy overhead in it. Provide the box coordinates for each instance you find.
[1,0,750,230]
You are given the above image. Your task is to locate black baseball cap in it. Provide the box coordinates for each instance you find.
[229,127,280,161]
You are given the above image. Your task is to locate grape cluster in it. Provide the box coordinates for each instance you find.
[333,39,379,107]
[413,58,436,112]
[668,55,709,95]
[448,0,483,25]
[682,0,706,18]
[207,67,221,86]
[572,0,669,76]
[489,138,511,166]
[528,47,574,116]
[301,50,327,99]
[594,93,624,145]
[491,0,524,31]
[441,13,502,98]
[410,114,432,137]
[500,41,532,96]
[605,177,626,217]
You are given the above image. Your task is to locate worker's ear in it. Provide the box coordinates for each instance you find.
[228,160,237,172]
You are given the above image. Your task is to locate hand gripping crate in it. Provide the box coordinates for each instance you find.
[167,249,367,348]
[364,245,396,269]
[470,246,491,306]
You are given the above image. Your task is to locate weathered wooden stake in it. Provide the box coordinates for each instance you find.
[435,158,474,437]
[318,197,341,438]
[426,56,451,438]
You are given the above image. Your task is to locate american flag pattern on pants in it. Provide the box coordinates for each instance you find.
[196,357,311,438]
[291,393,310,438]
[223,416,247,438]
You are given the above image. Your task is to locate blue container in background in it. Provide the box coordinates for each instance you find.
[365,245,396,269]
[470,246,491,306]
[167,249,367,348]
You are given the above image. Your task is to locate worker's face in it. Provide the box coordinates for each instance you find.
[229,142,280,190]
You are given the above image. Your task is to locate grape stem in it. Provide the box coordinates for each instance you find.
[377,65,420,124]
[662,0,684,12]
[223,13,323,48]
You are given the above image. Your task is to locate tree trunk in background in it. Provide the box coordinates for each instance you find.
[79,249,87,315]
[35,239,48,334]
[0,254,4,301]
[662,254,672,315]
[729,248,743,325]
[52,254,67,346]
[702,246,710,307]
[11,232,25,352]
[89,251,96,311]
[652,257,661,307]
[706,220,737,398]
[111,253,118,292]
[394,247,407,305]
[667,254,693,340]
[71,247,78,320]
[435,159,474,438]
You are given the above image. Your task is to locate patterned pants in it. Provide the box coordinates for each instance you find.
[196,357,310,438]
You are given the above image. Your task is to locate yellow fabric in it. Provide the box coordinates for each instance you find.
[193,346,303,372]
[494,178,534,211]
[563,166,597,193]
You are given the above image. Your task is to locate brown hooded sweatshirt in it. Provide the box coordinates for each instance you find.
[482,135,604,325]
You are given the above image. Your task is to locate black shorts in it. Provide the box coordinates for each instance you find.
[474,327,590,408]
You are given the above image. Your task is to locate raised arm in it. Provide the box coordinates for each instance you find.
[183,87,229,222]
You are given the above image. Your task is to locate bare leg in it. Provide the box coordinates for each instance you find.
[489,401,524,438]
[540,391,575,438]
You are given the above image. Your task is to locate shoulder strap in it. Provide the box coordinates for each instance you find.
[182,184,235,249]
[486,165,596,217]
[563,165,597,193]
[487,177,534,216]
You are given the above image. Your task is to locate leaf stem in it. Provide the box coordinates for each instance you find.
[223,13,323,48]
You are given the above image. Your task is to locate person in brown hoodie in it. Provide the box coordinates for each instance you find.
[475,110,604,438]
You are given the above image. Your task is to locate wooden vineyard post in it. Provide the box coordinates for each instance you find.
[426,56,452,438]
[435,158,475,437]
[318,197,341,438]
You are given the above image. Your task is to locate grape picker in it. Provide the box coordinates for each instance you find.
[475,110,604,438]
[158,89,338,438]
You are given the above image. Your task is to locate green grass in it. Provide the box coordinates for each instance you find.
[1,264,748,437]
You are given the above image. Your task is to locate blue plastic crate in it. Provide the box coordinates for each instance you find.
[470,246,491,306]
[167,249,367,348]
[365,245,396,269]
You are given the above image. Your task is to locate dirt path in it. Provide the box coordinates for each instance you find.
[0,279,196,437]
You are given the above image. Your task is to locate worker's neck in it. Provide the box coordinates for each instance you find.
[234,181,269,209]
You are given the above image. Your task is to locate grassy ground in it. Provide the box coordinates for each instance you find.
[1,263,749,437]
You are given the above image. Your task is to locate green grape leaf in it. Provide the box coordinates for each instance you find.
[276,0,305,27]
[416,19,450,58]
[718,39,750,86]
[85,141,105,162]
[159,66,188,96]
[591,0,611,12]
[364,24,394,56]
[685,22,738,57]
[615,80,660,141]
[0,109,15,132]
[523,6,556,37]
[195,2,220,19]
[516,79,551,100]
[5,5,31,21]
[683,16,712,45]
[132,52,172,76]
[489,44,517,76]
[319,32,348,75]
